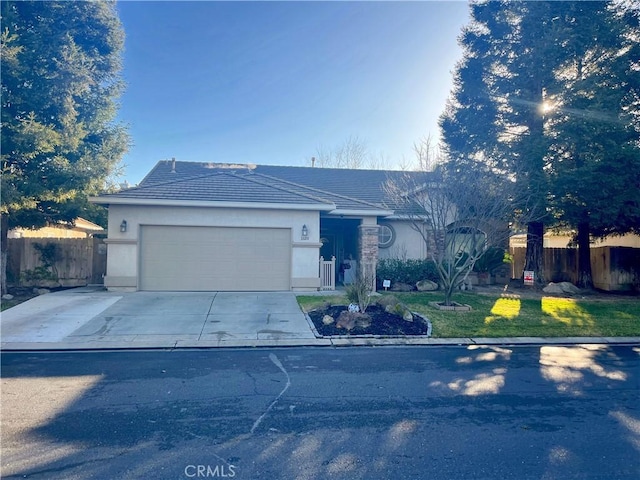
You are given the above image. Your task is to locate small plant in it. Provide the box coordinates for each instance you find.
[22,242,62,285]
[21,266,57,283]
[345,272,374,313]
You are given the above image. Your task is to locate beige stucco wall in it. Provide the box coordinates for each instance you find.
[105,204,320,291]
[378,220,428,260]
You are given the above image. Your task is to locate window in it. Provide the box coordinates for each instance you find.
[378,224,395,248]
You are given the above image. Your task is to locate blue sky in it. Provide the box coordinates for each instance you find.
[116,1,470,184]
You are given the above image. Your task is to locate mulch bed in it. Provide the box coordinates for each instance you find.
[307,304,430,337]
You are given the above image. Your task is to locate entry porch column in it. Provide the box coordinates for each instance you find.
[358,222,379,291]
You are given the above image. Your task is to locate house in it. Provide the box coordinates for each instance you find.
[8,217,104,239]
[510,232,640,248]
[90,161,430,292]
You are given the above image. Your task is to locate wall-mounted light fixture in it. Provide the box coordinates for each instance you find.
[120,220,127,233]
[301,224,308,239]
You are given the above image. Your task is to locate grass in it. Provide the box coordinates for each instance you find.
[297,292,640,338]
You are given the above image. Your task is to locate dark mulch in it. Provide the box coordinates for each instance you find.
[307,304,430,337]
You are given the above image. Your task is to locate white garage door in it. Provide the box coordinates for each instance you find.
[140,226,291,291]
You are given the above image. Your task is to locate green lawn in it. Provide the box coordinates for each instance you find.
[297,292,640,338]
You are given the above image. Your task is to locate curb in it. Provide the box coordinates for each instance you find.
[2,336,638,352]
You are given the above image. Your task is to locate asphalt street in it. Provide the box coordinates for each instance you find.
[2,345,639,480]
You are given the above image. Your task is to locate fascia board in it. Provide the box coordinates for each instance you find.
[89,196,336,211]
[327,208,395,217]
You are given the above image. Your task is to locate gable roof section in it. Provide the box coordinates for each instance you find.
[138,160,430,210]
[92,171,336,210]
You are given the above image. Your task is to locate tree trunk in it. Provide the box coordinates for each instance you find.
[524,221,545,286]
[1,214,8,295]
[576,221,594,289]
[443,283,455,307]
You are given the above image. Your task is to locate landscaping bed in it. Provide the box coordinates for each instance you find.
[307,304,431,337]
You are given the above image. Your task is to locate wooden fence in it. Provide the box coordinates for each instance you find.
[510,246,640,291]
[7,237,107,288]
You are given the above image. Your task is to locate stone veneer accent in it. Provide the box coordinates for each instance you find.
[359,224,380,290]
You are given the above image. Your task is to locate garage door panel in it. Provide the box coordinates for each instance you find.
[140,226,291,291]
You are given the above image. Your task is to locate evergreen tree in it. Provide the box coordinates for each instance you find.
[1,1,128,292]
[546,1,640,287]
[440,0,639,288]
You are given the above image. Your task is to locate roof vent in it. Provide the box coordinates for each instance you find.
[311,156,316,168]
[170,157,176,173]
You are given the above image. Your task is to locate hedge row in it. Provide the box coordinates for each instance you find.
[376,258,439,288]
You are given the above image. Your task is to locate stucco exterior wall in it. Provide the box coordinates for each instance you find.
[378,220,428,260]
[105,204,320,291]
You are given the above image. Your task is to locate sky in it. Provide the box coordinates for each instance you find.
[115,1,471,184]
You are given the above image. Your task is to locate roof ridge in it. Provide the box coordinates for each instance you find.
[109,170,233,194]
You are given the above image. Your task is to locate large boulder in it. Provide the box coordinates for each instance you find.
[376,295,399,309]
[559,281,581,294]
[416,279,438,291]
[384,302,414,322]
[390,282,414,292]
[336,311,371,330]
[543,282,581,295]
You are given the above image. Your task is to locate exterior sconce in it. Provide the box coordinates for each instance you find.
[120,220,127,233]
[301,224,308,239]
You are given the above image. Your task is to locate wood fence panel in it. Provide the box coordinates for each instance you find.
[510,246,638,291]
[7,237,103,288]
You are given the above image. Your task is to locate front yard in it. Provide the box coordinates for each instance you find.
[297,290,640,338]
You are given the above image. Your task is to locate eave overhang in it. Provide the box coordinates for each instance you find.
[89,196,336,212]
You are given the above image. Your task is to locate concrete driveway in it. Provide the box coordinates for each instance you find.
[1,287,325,350]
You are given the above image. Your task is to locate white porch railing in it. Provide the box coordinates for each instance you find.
[319,256,336,291]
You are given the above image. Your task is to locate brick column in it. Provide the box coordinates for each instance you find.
[358,224,379,291]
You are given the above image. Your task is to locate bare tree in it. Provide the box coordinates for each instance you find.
[385,138,538,306]
[315,136,390,170]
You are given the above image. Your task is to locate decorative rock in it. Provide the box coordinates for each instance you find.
[416,279,438,291]
[543,282,580,295]
[336,311,371,330]
[403,310,414,322]
[542,282,564,294]
[33,288,50,295]
[322,315,335,325]
[559,281,581,294]
[348,303,360,313]
[377,295,399,308]
[2,294,14,301]
[390,282,414,292]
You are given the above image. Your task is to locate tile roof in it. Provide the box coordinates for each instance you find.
[134,160,432,212]
[96,171,336,207]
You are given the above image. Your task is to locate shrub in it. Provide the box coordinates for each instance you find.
[473,247,509,274]
[377,258,439,288]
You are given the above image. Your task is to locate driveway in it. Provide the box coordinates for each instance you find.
[1,288,324,350]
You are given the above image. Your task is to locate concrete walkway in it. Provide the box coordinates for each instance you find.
[1,287,638,350]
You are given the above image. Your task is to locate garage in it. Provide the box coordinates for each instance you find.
[139,225,292,291]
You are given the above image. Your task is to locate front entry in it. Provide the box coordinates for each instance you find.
[320,218,360,285]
